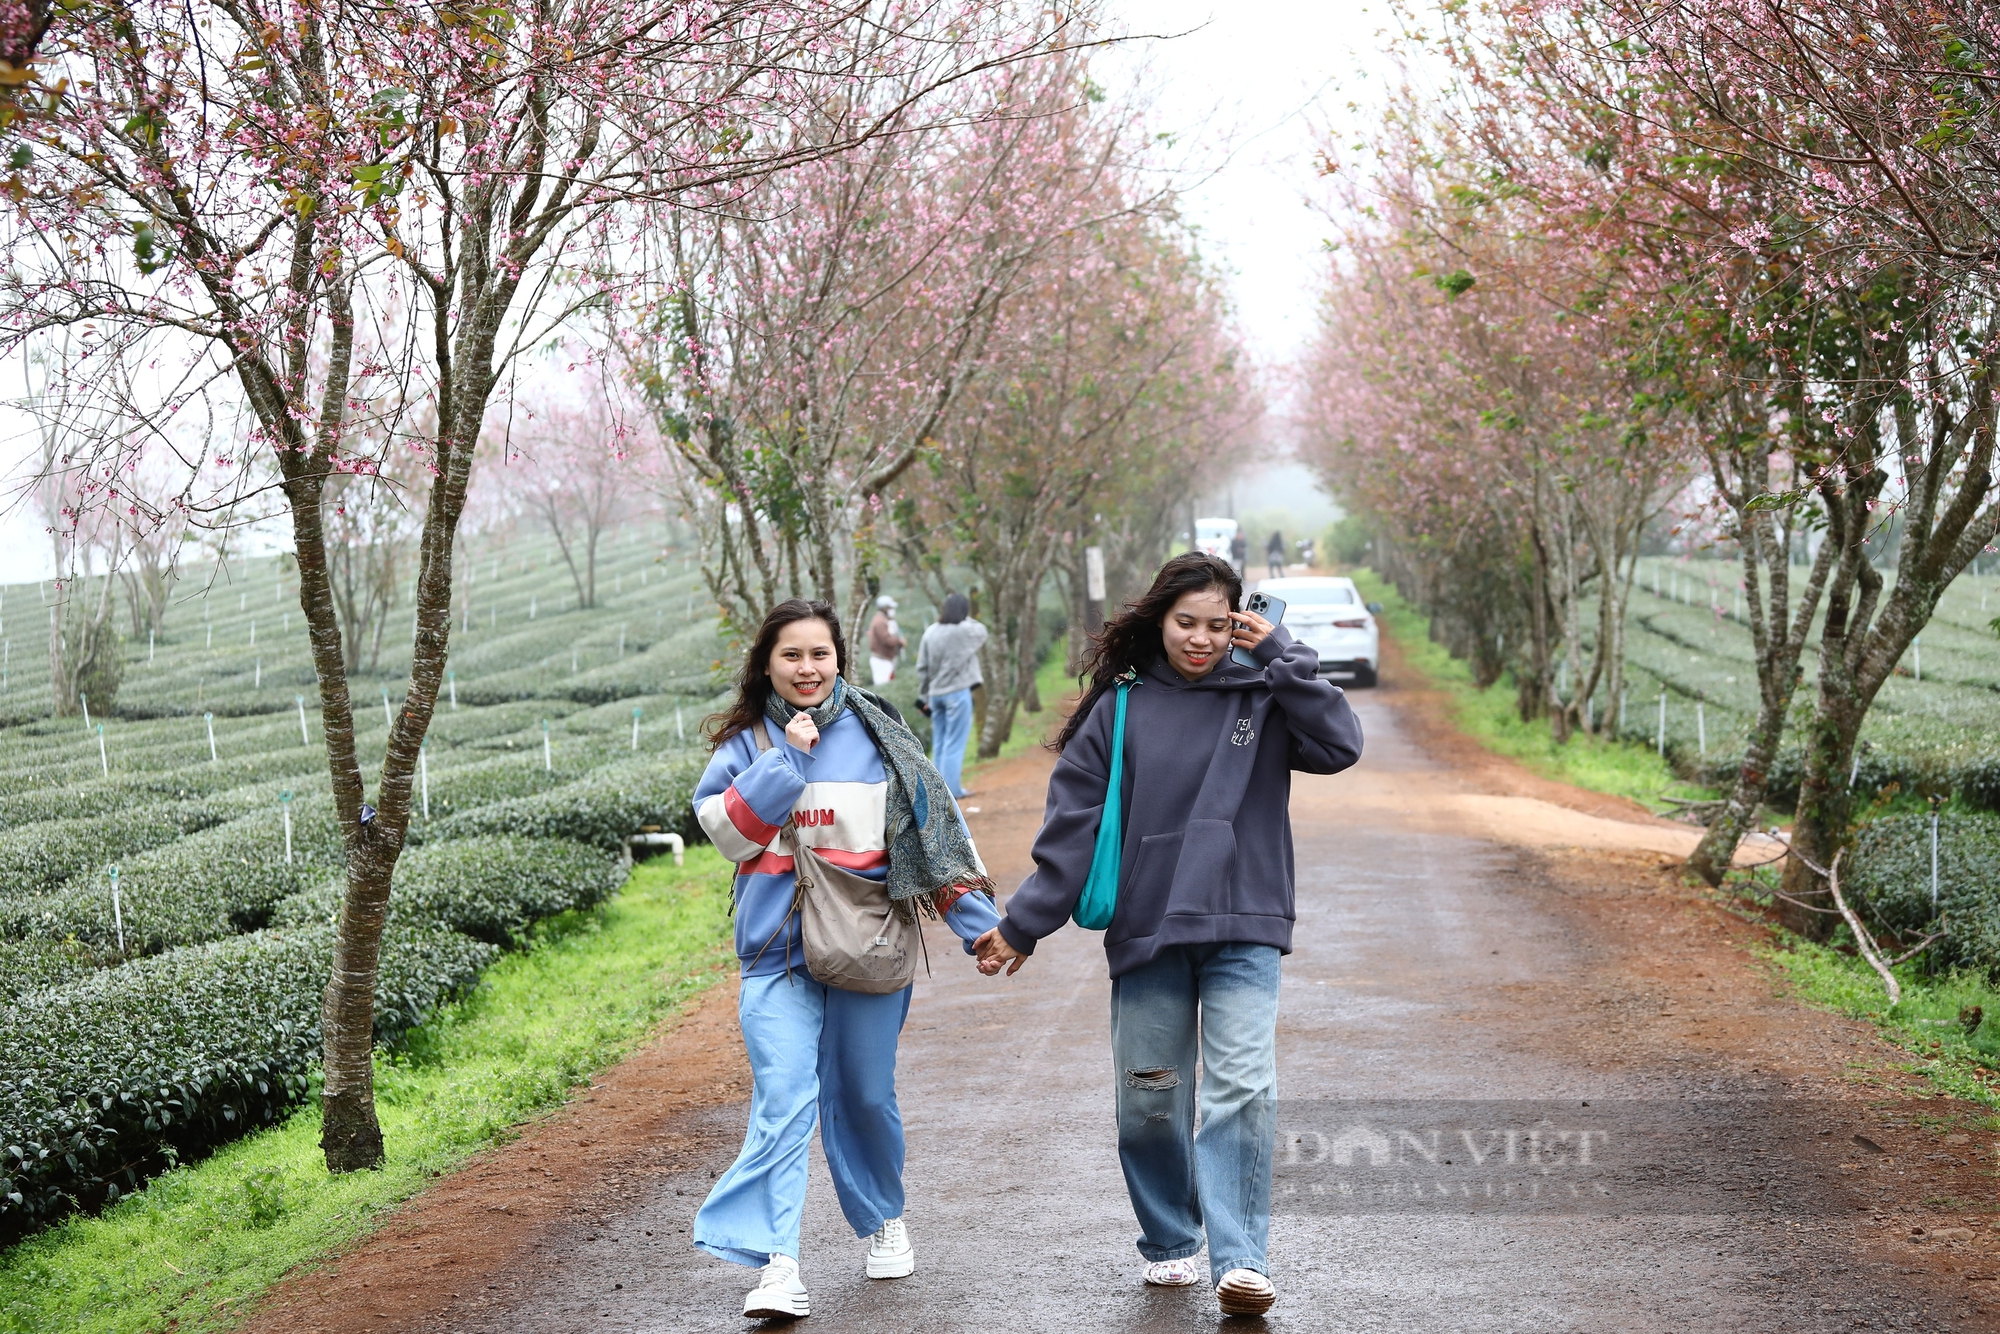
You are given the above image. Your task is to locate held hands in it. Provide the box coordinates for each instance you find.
[784,712,820,753]
[973,926,1025,977]
[1228,609,1274,656]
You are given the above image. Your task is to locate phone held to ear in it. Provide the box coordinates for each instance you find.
[1230,591,1286,668]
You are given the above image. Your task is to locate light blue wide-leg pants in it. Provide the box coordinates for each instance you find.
[692,972,913,1267]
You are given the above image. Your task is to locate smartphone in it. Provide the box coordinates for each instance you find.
[1230,591,1286,667]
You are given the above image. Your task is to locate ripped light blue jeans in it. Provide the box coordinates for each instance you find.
[1109,942,1279,1282]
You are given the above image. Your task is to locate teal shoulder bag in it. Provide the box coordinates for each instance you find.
[1071,677,1133,930]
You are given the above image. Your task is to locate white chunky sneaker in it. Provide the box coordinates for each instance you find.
[1144,1257,1202,1287]
[865,1216,915,1279]
[743,1253,809,1320]
[1216,1267,1276,1316]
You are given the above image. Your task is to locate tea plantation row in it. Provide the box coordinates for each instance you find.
[0,535,742,1239]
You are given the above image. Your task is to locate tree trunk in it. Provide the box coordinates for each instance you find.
[1688,693,1785,885]
[1688,449,1837,886]
[285,462,383,1168]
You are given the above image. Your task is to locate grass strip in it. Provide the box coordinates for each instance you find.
[967,645,1075,776]
[1750,923,2000,1113]
[0,847,735,1334]
[1351,568,1711,810]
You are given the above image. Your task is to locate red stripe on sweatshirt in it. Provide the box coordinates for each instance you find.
[737,846,889,877]
[722,785,783,847]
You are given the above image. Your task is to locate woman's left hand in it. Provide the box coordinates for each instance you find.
[1228,608,1274,656]
[973,927,1025,977]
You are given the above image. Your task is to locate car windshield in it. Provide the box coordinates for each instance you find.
[1279,585,1357,606]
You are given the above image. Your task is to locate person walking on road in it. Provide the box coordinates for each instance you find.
[973,552,1362,1318]
[1227,529,1248,574]
[689,599,1000,1321]
[916,592,986,800]
[1265,529,1287,578]
[867,594,905,686]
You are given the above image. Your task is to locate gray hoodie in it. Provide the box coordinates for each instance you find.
[997,626,1362,977]
[916,619,987,698]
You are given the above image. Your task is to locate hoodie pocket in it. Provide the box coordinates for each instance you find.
[1108,830,1183,944]
[1164,819,1238,918]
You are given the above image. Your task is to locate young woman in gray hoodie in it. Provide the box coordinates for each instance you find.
[975,552,1363,1317]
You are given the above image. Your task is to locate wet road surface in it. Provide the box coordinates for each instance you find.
[457,691,1984,1332]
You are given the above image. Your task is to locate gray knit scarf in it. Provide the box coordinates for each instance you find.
[762,676,994,917]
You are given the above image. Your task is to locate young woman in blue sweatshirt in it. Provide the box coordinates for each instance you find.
[689,598,998,1320]
[976,552,1364,1318]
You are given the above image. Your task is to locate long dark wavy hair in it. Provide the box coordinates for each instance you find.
[1051,552,1241,753]
[705,599,849,747]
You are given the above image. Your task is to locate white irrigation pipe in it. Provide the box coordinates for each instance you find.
[149,629,154,662]
[1656,692,1666,755]
[1931,801,1941,918]
[676,706,685,742]
[543,719,552,771]
[297,694,309,745]
[80,691,91,731]
[420,744,430,820]
[249,619,256,646]
[109,866,124,954]
[631,706,642,750]
[206,623,212,649]
[1697,703,1706,756]
[448,670,457,708]
[1913,636,1921,681]
[97,723,108,775]
[254,657,261,689]
[281,791,294,864]
[382,688,393,728]
[205,712,217,762]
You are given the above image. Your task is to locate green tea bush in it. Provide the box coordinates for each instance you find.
[0,800,342,955]
[0,801,230,893]
[0,921,494,1237]
[424,754,704,850]
[1846,812,2000,974]
[421,753,577,818]
[270,837,621,946]
[1956,754,2000,814]
[0,938,98,1004]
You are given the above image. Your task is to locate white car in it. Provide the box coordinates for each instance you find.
[1255,575,1380,687]
[1195,516,1239,562]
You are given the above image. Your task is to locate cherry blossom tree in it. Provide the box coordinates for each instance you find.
[626,41,1140,646]
[890,176,1255,754]
[5,0,1066,1170]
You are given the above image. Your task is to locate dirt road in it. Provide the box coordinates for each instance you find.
[247,662,2000,1333]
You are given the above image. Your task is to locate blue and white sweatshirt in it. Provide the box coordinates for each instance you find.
[693,710,1000,977]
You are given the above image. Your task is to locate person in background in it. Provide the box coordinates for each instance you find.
[1265,530,1286,579]
[1228,530,1248,574]
[867,594,904,686]
[916,592,986,800]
